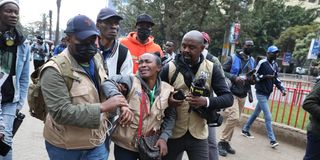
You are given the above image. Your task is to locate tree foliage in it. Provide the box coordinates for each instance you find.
[113,0,318,57]
[293,33,317,66]
[275,23,319,53]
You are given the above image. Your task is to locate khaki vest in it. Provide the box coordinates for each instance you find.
[112,76,174,152]
[168,59,213,139]
[43,50,108,149]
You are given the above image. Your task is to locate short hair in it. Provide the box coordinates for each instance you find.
[166,40,175,46]
[153,52,162,66]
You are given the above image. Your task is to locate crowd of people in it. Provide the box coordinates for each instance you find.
[0,0,319,160]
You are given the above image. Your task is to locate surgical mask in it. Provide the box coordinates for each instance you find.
[137,28,151,42]
[73,43,97,63]
[243,48,253,55]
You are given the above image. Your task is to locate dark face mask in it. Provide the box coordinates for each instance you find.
[243,48,253,55]
[268,54,277,62]
[137,28,151,42]
[72,43,97,63]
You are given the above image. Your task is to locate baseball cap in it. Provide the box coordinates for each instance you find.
[0,0,19,8]
[96,7,123,22]
[64,15,99,40]
[136,14,155,26]
[202,32,211,44]
[244,39,254,46]
[267,45,279,53]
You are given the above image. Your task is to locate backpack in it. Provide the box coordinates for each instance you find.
[116,44,128,75]
[28,56,76,121]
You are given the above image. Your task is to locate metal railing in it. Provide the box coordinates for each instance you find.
[243,79,314,130]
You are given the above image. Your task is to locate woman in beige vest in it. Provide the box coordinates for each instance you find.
[102,53,178,160]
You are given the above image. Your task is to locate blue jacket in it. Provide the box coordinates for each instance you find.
[255,59,284,96]
[13,40,30,109]
[53,44,66,56]
[230,53,255,76]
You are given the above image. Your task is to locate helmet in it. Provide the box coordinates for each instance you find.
[201,32,211,44]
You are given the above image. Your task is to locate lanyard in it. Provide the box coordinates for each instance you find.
[240,57,252,75]
[149,85,156,109]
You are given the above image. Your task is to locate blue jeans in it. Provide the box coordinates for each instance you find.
[45,141,108,160]
[304,131,320,160]
[0,102,18,160]
[242,93,276,142]
[114,144,139,160]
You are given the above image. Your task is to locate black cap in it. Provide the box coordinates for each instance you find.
[97,7,123,22]
[64,15,99,40]
[136,14,154,26]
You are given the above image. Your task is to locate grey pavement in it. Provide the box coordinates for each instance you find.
[12,105,305,160]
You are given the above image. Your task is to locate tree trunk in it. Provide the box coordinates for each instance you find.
[54,0,61,46]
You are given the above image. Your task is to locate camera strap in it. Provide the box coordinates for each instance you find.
[137,89,148,138]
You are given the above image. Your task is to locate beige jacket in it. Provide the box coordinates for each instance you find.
[42,50,108,149]
[112,76,174,152]
[168,59,213,139]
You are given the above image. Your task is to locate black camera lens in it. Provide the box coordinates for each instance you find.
[173,90,186,100]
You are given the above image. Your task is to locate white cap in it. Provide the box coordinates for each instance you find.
[0,0,19,9]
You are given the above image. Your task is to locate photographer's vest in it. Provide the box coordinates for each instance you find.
[112,76,174,152]
[168,59,213,139]
[43,51,108,149]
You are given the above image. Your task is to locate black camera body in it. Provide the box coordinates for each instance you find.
[190,75,223,127]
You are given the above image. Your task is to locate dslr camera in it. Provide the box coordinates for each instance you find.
[190,75,223,127]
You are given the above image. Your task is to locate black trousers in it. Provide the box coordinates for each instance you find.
[164,131,209,160]
[33,59,45,71]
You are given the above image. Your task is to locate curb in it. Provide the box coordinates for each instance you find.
[240,114,307,149]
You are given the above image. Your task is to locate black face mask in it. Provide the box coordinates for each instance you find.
[73,43,97,63]
[268,54,277,62]
[243,48,253,55]
[137,28,151,42]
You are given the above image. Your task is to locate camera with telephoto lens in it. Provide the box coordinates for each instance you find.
[190,75,223,127]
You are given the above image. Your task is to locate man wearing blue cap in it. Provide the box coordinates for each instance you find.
[96,7,133,77]
[241,45,286,148]
[39,14,133,159]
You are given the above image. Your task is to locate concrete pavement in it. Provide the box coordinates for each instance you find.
[12,106,305,160]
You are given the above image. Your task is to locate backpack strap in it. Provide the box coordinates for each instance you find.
[50,56,79,90]
[116,44,128,75]
[168,62,179,85]
[206,53,214,62]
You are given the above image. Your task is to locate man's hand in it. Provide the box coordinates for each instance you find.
[116,83,128,96]
[168,91,184,107]
[185,93,207,107]
[154,138,168,156]
[119,106,134,127]
[234,77,245,86]
[282,90,287,96]
[100,95,128,113]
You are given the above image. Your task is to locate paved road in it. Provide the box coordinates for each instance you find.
[12,105,305,160]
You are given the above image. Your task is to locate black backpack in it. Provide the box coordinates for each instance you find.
[116,44,128,75]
